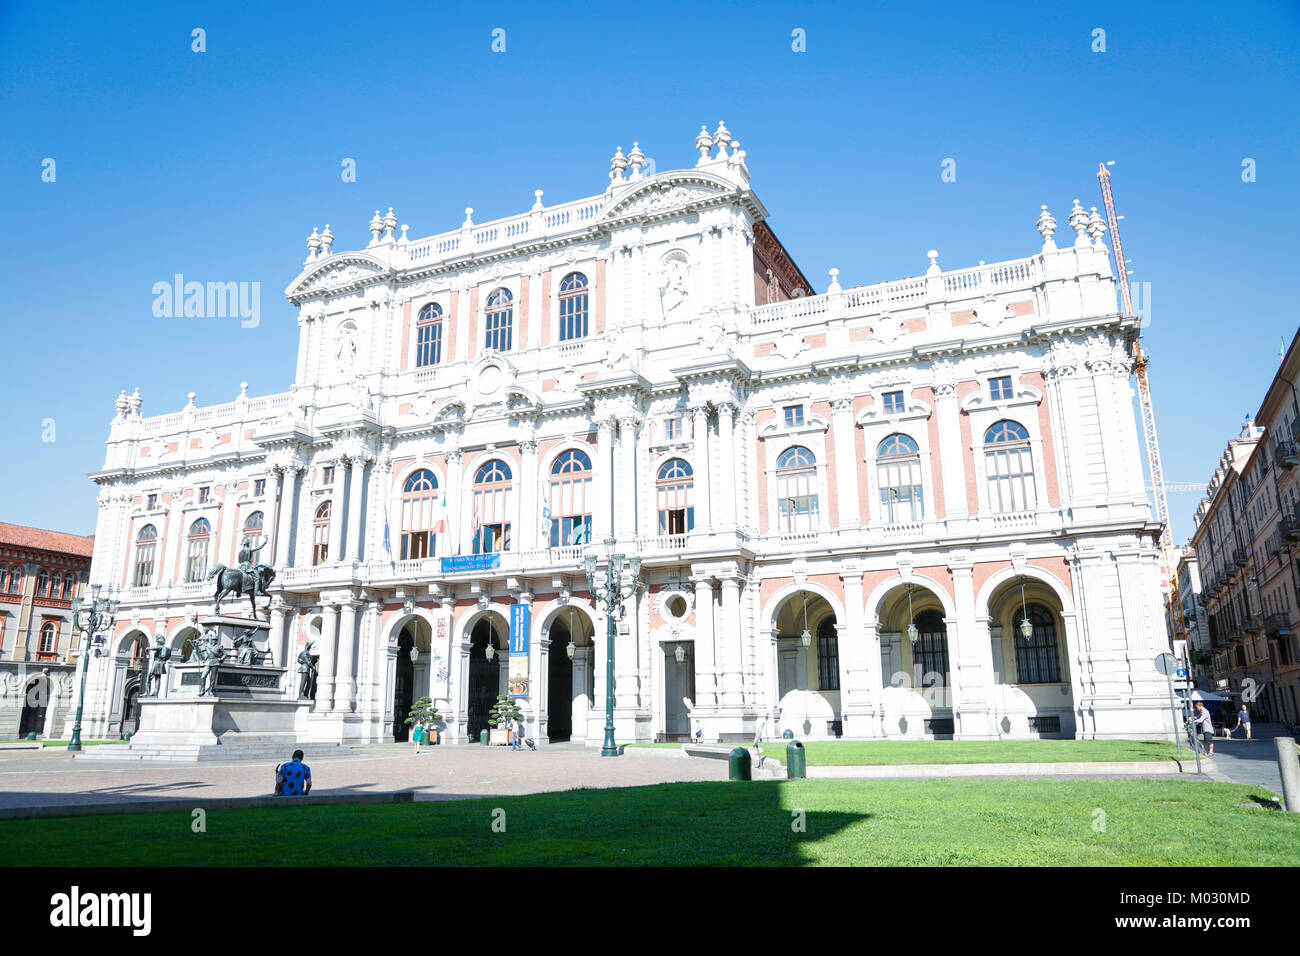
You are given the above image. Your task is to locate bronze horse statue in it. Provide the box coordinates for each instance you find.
[207,563,275,617]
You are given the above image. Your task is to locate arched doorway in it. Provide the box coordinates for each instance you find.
[393,628,414,742]
[117,632,148,738]
[546,607,593,742]
[771,590,839,738]
[875,584,952,738]
[467,614,505,740]
[985,577,1074,738]
[18,676,47,737]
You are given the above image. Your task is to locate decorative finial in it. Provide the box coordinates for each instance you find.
[114,390,129,419]
[368,210,383,246]
[383,207,398,241]
[128,387,142,416]
[1035,204,1057,249]
[320,224,333,255]
[827,267,841,293]
[713,121,731,158]
[1068,199,1090,247]
[695,125,714,164]
[1087,206,1106,245]
[532,189,544,212]
[628,142,645,179]
[462,207,474,227]
[399,224,409,244]
[185,391,196,409]
[306,227,321,259]
[609,146,627,183]
[926,250,940,276]
[239,381,249,399]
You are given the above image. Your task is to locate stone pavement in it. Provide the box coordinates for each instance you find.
[1196,722,1294,797]
[0,743,729,811]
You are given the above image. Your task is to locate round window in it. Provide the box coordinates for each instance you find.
[666,595,688,618]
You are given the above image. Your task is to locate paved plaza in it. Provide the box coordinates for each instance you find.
[0,744,730,811]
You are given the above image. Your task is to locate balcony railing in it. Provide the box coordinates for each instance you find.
[1279,441,1299,469]
[1265,613,1294,636]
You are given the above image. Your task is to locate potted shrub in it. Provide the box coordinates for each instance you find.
[405,696,443,745]
[487,695,522,746]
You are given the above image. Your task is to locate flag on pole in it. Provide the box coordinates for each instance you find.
[540,496,553,548]
[431,493,447,534]
[383,508,392,560]
[471,496,482,553]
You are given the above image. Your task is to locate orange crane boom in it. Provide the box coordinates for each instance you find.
[1097,162,1185,645]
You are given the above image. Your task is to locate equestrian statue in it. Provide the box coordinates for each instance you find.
[207,533,276,618]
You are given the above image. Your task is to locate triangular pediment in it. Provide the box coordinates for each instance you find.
[597,171,740,225]
[285,254,391,301]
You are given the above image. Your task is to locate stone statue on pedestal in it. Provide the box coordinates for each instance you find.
[297,642,319,700]
[207,534,277,618]
[232,627,259,666]
[143,636,171,697]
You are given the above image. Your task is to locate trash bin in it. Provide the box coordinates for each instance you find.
[782,729,794,739]
[479,729,489,746]
[786,739,806,779]
[728,747,752,781]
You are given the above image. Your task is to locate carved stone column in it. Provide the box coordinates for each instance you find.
[718,572,744,707]
[716,403,738,529]
[691,574,717,708]
[690,405,711,532]
[335,599,359,712]
[345,454,370,563]
[318,603,340,711]
[327,462,345,565]
[831,395,860,527]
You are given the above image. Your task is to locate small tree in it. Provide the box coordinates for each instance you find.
[405,696,442,728]
[488,694,522,730]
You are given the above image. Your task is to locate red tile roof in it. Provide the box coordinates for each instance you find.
[0,522,95,558]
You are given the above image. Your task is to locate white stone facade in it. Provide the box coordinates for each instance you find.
[77,128,1173,744]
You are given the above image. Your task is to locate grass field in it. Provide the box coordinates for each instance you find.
[2,778,1293,866]
[631,739,1182,765]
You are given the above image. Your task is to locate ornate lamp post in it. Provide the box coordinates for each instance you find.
[66,585,119,752]
[584,536,642,757]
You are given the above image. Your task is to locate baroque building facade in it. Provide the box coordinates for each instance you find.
[77,126,1172,744]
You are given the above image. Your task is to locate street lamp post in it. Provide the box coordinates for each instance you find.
[66,585,118,752]
[584,536,642,757]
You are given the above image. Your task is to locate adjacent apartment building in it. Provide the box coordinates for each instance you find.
[1192,332,1300,725]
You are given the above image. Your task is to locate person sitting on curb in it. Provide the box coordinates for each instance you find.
[275,749,312,796]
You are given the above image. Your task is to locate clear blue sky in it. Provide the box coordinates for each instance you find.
[2,0,1297,543]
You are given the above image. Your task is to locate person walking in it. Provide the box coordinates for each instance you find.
[412,720,426,754]
[275,749,312,797]
[1236,703,1252,740]
[511,714,523,751]
[1192,700,1216,757]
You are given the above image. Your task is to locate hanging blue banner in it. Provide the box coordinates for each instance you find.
[509,604,531,656]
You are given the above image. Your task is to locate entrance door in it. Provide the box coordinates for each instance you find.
[18,678,46,737]
[393,630,414,742]
[468,618,500,740]
[121,683,141,738]
[662,643,694,737]
[778,649,798,699]
[547,619,573,742]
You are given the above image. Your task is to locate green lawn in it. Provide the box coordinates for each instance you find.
[630,739,1182,765]
[2,779,1294,866]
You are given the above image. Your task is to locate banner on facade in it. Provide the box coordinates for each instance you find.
[508,603,530,698]
[440,554,499,573]
[431,608,451,702]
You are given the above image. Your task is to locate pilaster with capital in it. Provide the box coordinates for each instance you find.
[616,415,642,538]
[947,552,996,739]
[344,450,373,563]
[715,403,739,529]
[519,432,540,550]
[717,571,745,707]
[838,565,879,733]
[931,361,968,520]
[593,419,615,541]
[830,393,860,528]
[690,404,712,531]
[334,598,360,712]
[317,603,340,711]
[691,573,718,709]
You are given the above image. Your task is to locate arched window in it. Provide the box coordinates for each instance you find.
[36,570,50,597]
[484,288,513,352]
[548,450,592,547]
[913,610,949,686]
[473,459,514,554]
[62,573,77,599]
[877,433,924,523]
[0,567,7,593]
[416,303,443,367]
[776,446,819,533]
[6,567,19,594]
[984,419,1036,513]
[1014,604,1061,683]
[656,458,695,535]
[558,272,589,341]
[39,621,57,656]
[186,519,211,582]
[817,618,840,691]
[312,502,331,565]
[134,524,157,588]
[401,468,440,560]
[243,511,264,535]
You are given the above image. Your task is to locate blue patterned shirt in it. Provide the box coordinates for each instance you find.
[277,759,311,796]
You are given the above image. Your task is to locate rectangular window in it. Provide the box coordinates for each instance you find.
[198,486,210,504]
[990,376,1013,401]
[664,417,681,441]
[417,318,444,366]
[817,631,840,691]
[551,515,592,548]
[146,493,158,510]
[401,530,432,560]
[883,391,905,415]
[473,523,511,555]
[660,507,694,536]
[783,405,804,428]
[253,478,266,497]
[322,466,335,485]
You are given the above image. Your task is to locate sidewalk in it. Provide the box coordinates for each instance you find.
[1198,721,1292,796]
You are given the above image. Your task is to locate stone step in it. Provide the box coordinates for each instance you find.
[75,741,360,763]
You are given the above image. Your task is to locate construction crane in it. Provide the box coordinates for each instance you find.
[1097,162,1187,645]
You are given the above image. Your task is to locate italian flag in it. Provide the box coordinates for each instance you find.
[431,493,448,534]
